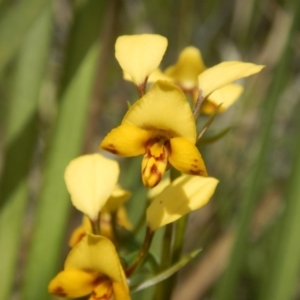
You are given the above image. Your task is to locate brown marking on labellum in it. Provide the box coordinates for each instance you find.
[53,286,67,297]
[105,143,118,154]
[150,164,158,173]
[93,275,109,285]
[190,170,201,175]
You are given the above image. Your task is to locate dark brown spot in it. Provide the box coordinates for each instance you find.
[109,149,118,154]
[190,170,201,175]
[53,286,67,297]
[150,164,158,173]
[193,159,198,162]
[103,144,118,154]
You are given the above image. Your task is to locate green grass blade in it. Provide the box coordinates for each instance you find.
[259,2,300,298]
[131,248,202,293]
[0,0,49,76]
[213,1,300,299]
[22,2,107,300]
[261,118,300,300]
[0,5,52,300]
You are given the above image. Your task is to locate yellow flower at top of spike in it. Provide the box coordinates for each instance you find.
[100,80,207,188]
[148,46,264,113]
[48,234,130,300]
[163,46,206,91]
[115,34,167,88]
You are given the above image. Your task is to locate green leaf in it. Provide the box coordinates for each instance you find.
[198,127,232,145]
[131,248,202,293]
[197,104,222,140]
[0,0,49,76]
[261,121,300,300]
[21,2,107,300]
[213,0,300,298]
[0,5,52,300]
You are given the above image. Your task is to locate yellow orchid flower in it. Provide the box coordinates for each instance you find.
[164,46,206,91]
[147,177,171,199]
[100,80,207,188]
[102,184,131,213]
[49,234,130,300]
[147,46,264,113]
[115,34,167,88]
[69,206,133,247]
[68,185,132,247]
[198,60,265,102]
[64,154,120,221]
[200,83,244,113]
[146,174,219,231]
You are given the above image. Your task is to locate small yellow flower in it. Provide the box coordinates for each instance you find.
[69,206,132,247]
[115,34,168,87]
[100,80,207,188]
[148,46,264,113]
[163,46,206,91]
[49,234,130,300]
[146,174,219,231]
[198,61,265,100]
[64,154,120,221]
[68,185,132,247]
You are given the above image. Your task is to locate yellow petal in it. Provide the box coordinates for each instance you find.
[100,124,152,157]
[113,282,131,300]
[122,80,197,143]
[146,175,219,231]
[103,185,131,212]
[115,34,168,85]
[48,269,96,298]
[65,234,128,292]
[198,61,265,98]
[64,154,119,220]
[68,216,91,247]
[117,206,133,230]
[90,279,113,300]
[169,137,207,176]
[147,177,171,199]
[126,68,172,83]
[148,68,173,83]
[100,212,114,240]
[202,84,244,114]
[164,46,206,90]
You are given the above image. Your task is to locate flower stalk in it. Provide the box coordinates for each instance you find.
[193,90,204,119]
[125,226,155,277]
[90,215,101,235]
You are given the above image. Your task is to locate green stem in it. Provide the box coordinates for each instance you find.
[193,90,204,119]
[125,226,154,277]
[155,223,174,300]
[172,214,188,263]
[110,211,119,241]
[90,214,101,235]
[132,201,147,235]
[161,223,174,269]
[136,76,148,98]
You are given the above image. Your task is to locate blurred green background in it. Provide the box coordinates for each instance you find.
[0,0,300,299]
